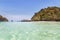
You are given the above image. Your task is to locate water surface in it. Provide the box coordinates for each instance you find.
[0,22,60,40]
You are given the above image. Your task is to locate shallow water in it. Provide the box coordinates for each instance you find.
[0,22,60,40]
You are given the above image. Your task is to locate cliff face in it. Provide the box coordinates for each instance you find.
[31,7,60,21]
[0,15,8,22]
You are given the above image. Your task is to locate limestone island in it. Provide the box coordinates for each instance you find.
[31,6,60,21]
[0,15,8,22]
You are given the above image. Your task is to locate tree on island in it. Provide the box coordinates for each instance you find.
[0,15,8,22]
[31,6,60,21]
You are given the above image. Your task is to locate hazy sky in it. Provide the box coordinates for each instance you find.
[0,0,60,21]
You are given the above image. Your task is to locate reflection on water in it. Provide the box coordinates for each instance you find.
[0,22,60,40]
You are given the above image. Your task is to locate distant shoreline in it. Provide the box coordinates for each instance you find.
[21,19,60,22]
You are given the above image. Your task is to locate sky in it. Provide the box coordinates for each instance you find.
[0,0,60,21]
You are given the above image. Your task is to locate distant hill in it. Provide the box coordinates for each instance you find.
[0,15,8,22]
[21,20,32,22]
[31,6,60,21]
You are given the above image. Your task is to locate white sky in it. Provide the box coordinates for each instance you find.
[3,15,31,21]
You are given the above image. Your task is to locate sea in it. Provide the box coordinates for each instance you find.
[0,21,60,40]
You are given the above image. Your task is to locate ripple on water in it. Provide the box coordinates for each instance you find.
[0,22,60,40]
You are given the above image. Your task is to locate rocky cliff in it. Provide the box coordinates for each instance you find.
[31,7,60,21]
[0,15,8,22]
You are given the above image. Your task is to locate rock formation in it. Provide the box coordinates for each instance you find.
[21,20,31,22]
[31,6,60,21]
[0,15,8,22]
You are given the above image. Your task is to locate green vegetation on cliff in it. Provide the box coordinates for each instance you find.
[31,6,60,21]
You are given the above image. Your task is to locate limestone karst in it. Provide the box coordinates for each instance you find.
[31,7,60,21]
[0,15,8,22]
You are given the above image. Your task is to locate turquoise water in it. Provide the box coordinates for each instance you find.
[0,22,60,40]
